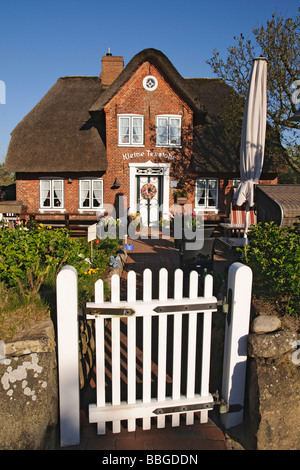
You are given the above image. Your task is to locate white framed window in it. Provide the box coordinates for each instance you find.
[79,179,103,209]
[195,179,218,209]
[118,114,144,146]
[156,115,181,147]
[40,179,64,210]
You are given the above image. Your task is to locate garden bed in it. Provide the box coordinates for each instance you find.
[0,222,122,340]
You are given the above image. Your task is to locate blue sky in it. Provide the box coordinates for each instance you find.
[0,0,299,164]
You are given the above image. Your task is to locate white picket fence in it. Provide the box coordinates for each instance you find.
[56,262,252,447]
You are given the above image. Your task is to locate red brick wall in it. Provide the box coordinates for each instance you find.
[16,173,104,215]
[103,61,194,207]
[16,60,278,221]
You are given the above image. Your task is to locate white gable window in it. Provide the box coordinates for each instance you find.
[118,115,144,146]
[156,115,181,147]
[40,179,64,210]
[195,179,218,209]
[79,179,103,209]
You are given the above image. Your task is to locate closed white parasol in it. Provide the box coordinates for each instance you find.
[233,57,267,238]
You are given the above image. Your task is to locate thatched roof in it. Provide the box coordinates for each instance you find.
[89,48,207,122]
[0,200,23,214]
[5,76,107,173]
[5,48,285,176]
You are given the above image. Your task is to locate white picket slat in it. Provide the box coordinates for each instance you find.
[111,274,121,433]
[172,269,183,427]
[94,279,106,434]
[186,270,198,425]
[127,270,137,432]
[157,268,168,428]
[142,269,152,430]
[200,274,213,423]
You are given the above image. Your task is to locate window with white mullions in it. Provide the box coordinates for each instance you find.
[40,179,64,209]
[195,179,218,209]
[156,115,181,147]
[118,115,144,146]
[80,179,103,209]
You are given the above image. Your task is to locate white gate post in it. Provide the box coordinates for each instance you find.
[221,262,253,429]
[56,265,80,447]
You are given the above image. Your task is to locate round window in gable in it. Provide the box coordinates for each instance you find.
[143,76,158,91]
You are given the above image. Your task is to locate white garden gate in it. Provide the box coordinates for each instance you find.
[56,262,252,447]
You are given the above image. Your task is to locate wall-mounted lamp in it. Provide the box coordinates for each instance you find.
[113,177,121,189]
[177,177,185,189]
[68,178,73,184]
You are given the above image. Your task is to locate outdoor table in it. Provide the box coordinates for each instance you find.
[218,237,248,249]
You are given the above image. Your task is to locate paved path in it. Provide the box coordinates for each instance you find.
[64,234,240,451]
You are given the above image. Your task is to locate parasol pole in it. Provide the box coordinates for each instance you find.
[244,201,250,240]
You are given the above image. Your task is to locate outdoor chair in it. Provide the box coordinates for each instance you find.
[179,227,216,274]
[220,204,256,237]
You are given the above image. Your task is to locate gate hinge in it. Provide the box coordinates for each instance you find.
[217,298,229,314]
[153,391,243,416]
[213,391,243,414]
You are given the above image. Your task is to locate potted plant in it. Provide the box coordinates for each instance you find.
[173,189,188,204]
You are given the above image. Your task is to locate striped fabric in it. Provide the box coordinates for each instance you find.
[231,205,257,226]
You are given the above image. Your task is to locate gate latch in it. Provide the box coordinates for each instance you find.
[84,307,135,317]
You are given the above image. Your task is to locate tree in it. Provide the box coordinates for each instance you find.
[207,9,300,174]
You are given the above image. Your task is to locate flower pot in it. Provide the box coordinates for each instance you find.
[176,196,188,204]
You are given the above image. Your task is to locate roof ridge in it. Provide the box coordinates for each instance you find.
[89,48,207,116]
[59,76,100,80]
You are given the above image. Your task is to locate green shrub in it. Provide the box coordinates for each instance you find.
[241,220,300,317]
[0,224,120,305]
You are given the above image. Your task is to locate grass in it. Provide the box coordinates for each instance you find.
[0,282,50,341]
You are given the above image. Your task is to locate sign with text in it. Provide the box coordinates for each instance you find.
[87,223,97,242]
[122,149,176,161]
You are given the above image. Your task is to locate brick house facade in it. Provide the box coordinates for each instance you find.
[5,49,285,230]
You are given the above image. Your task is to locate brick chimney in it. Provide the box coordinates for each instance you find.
[100,49,124,87]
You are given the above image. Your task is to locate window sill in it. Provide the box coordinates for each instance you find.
[156,145,182,149]
[39,208,66,213]
[78,208,105,213]
[118,144,145,147]
[194,207,219,214]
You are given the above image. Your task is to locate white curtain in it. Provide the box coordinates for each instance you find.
[196,180,205,206]
[132,117,143,144]
[119,117,130,143]
[80,180,90,207]
[53,180,63,207]
[157,117,168,145]
[92,180,102,207]
[169,118,181,145]
[40,180,51,207]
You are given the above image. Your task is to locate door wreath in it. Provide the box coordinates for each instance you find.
[141,183,157,200]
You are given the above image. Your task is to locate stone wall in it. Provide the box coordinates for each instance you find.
[247,315,300,450]
[0,319,58,450]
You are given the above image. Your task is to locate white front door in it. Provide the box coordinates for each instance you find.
[138,175,161,227]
